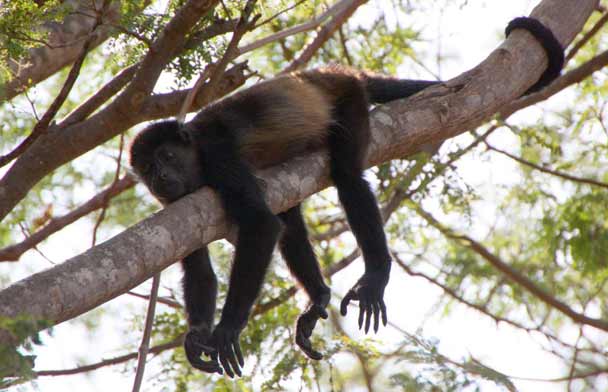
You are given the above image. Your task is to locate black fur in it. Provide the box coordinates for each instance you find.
[129,66,438,377]
[505,17,564,94]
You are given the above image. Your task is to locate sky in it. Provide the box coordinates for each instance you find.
[4,0,603,391]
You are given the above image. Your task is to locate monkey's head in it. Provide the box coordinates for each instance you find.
[130,121,204,203]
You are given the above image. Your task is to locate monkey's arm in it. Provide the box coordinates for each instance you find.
[203,139,282,378]
[181,247,222,374]
[278,205,330,360]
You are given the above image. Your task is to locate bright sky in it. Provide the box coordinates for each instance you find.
[5,0,600,391]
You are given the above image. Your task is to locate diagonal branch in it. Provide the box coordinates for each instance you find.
[0,0,121,102]
[0,0,113,168]
[281,0,367,73]
[0,175,136,262]
[486,142,608,189]
[0,0,221,223]
[413,205,608,333]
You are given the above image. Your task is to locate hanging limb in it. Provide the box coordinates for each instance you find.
[131,273,161,392]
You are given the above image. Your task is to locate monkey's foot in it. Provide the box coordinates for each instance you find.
[296,292,329,360]
[184,325,222,374]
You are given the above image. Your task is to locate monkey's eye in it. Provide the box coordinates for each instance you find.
[158,149,176,162]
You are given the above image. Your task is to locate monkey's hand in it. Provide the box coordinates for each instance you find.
[184,324,222,374]
[340,262,390,333]
[210,321,245,378]
[295,292,330,360]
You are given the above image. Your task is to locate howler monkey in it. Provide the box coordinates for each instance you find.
[130,65,437,376]
[129,17,564,379]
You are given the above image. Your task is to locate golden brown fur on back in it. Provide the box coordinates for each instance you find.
[238,66,368,168]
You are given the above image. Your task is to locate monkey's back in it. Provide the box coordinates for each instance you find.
[192,67,367,168]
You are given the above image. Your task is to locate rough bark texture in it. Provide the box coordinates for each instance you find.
[0,0,598,345]
[0,0,120,102]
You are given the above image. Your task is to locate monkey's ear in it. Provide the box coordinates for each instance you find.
[177,125,194,144]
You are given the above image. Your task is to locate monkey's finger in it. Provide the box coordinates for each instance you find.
[190,356,222,374]
[340,290,357,316]
[296,331,322,360]
[193,341,215,353]
[224,342,242,378]
[219,349,235,378]
[358,298,366,330]
[317,306,329,319]
[234,340,245,368]
[364,301,373,334]
[372,302,380,333]
[380,300,388,326]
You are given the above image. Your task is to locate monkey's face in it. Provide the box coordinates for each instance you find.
[136,142,204,203]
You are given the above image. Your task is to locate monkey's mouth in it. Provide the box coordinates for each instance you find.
[152,180,187,203]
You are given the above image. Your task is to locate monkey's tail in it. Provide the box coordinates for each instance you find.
[365,76,439,104]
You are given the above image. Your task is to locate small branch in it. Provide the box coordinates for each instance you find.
[500,49,608,119]
[414,205,608,333]
[131,273,161,392]
[392,252,582,353]
[127,291,182,309]
[0,37,93,168]
[237,0,355,55]
[486,142,608,189]
[92,133,126,246]
[282,0,367,73]
[180,0,259,123]
[35,337,181,377]
[60,64,139,127]
[0,175,136,262]
[566,11,608,61]
[0,0,112,168]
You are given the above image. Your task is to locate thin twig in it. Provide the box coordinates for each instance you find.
[0,175,136,262]
[91,133,125,246]
[414,204,608,333]
[566,11,608,61]
[131,273,161,392]
[282,0,367,73]
[486,142,608,190]
[237,0,354,55]
[127,291,182,309]
[179,0,259,123]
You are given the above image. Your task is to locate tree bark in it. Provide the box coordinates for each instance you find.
[0,0,599,346]
[0,0,120,102]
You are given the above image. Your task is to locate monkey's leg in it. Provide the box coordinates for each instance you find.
[327,83,391,334]
[204,143,282,377]
[278,204,330,360]
[181,247,222,374]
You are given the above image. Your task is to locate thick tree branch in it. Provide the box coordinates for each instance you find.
[0,0,599,346]
[0,0,121,102]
